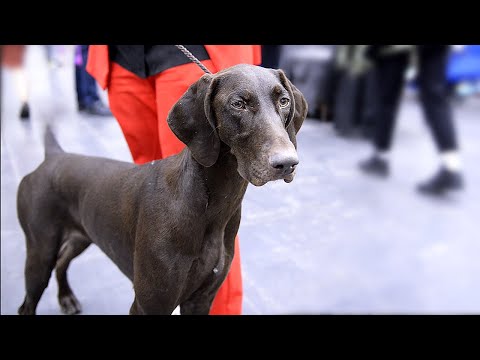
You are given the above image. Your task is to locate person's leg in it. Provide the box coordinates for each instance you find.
[45,45,53,64]
[107,62,162,164]
[2,45,29,119]
[76,45,111,116]
[76,45,98,109]
[373,53,410,152]
[13,67,29,119]
[154,60,243,314]
[417,46,459,153]
[360,53,409,176]
[416,45,463,194]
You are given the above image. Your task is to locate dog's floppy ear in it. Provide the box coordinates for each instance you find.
[167,73,220,167]
[275,69,308,148]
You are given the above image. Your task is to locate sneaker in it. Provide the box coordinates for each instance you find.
[83,100,112,117]
[359,155,389,178]
[19,102,30,120]
[417,167,464,196]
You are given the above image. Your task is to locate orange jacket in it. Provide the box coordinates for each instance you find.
[87,45,262,90]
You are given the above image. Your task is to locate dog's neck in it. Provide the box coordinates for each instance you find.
[177,144,249,217]
[204,143,248,205]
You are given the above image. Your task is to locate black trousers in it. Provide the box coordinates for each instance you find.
[373,45,458,152]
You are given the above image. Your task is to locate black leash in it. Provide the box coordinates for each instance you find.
[175,45,212,74]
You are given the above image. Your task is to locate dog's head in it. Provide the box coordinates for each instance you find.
[167,64,308,186]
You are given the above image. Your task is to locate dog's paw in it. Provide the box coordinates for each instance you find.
[59,294,82,315]
[18,301,35,315]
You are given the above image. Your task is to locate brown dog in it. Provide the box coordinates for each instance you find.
[16,64,307,315]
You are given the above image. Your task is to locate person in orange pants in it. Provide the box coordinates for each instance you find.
[87,45,261,315]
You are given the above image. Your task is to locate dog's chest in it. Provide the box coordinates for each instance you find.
[183,229,228,291]
[197,230,226,274]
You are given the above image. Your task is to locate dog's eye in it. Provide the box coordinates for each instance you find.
[231,100,246,110]
[279,97,290,108]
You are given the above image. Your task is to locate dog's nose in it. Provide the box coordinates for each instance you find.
[269,154,299,175]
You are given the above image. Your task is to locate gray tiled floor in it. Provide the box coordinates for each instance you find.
[2,46,480,315]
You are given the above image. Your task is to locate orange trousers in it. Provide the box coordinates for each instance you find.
[107,61,242,315]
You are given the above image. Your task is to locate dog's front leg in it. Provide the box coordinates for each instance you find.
[180,300,212,315]
[180,208,242,315]
[129,296,173,315]
[129,297,145,315]
[180,282,224,315]
[129,290,179,315]
[180,253,235,315]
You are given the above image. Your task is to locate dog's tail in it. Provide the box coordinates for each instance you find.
[44,125,64,158]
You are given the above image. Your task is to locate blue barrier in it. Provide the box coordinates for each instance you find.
[447,45,480,83]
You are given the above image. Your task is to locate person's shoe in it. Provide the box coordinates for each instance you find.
[83,100,112,117]
[417,167,464,196]
[359,155,389,178]
[19,102,30,120]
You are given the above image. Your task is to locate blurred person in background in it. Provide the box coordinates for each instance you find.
[75,45,112,116]
[86,45,262,314]
[261,45,282,69]
[1,45,30,119]
[44,45,66,68]
[359,45,464,196]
